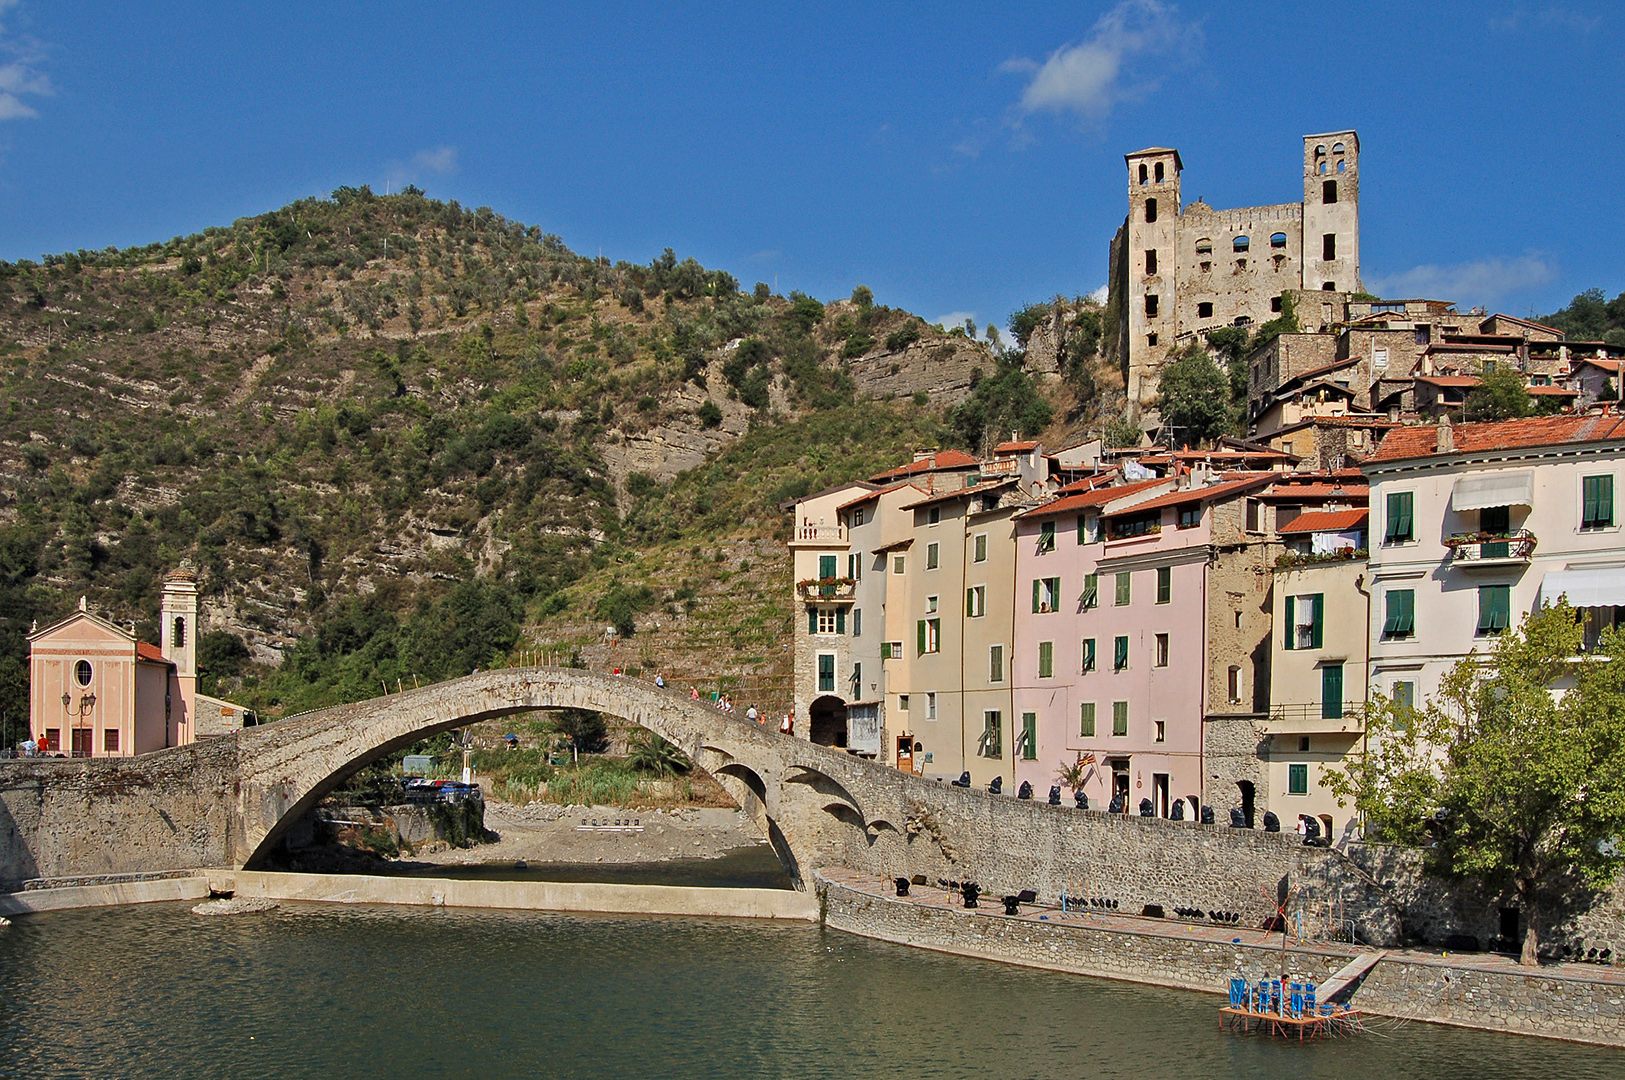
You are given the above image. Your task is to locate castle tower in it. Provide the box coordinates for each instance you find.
[161,564,198,745]
[1123,147,1182,413]
[1300,131,1360,294]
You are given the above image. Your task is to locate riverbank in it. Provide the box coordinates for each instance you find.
[815,868,1625,1048]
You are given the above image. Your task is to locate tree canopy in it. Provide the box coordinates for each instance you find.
[1155,346,1234,445]
[1327,601,1625,965]
[1463,367,1535,421]
[948,362,1052,452]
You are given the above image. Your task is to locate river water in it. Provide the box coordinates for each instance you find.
[2,901,1620,1080]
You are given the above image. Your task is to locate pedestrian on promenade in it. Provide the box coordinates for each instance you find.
[746,706,759,723]
[655,673,665,689]
[779,713,794,735]
[690,686,700,700]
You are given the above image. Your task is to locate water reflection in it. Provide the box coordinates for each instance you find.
[0,903,1619,1080]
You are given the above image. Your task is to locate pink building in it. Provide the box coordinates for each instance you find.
[26,568,200,757]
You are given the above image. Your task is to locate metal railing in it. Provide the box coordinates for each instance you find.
[1445,529,1536,563]
[1267,701,1366,726]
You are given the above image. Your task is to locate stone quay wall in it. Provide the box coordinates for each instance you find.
[817,872,1625,1048]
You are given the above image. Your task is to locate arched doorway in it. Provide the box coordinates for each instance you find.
[1237,780,1256,828]
[809,695,849,748]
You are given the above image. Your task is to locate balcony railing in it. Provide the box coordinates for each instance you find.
[1266,702,1366,729]
[796,577,856,603]
[794,523,847,544]
[1445,529,1536,565]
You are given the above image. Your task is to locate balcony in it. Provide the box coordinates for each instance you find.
[791,523,847,546]
[1445,529,1536,569]
[1263,702,1366,735]
[796,577,856,603]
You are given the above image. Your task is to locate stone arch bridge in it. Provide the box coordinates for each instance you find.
[0,667,1411,946]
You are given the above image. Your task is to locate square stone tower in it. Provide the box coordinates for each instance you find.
[161,564,198,743]
[1300,132,1360,293]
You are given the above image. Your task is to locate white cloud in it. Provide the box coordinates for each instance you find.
[932,311,979,332]
[385,145,461,189]
[1087,283,1109,304]
[1003,0,1199,121]
[1366,255,1557,306]
[0,1,51,124]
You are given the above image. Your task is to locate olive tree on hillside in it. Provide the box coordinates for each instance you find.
[1327,601,1625,966]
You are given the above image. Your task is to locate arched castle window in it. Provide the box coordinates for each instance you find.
[173,616,186,648]
[1234,316,1253,328]
[1154,161,1164,181]
[1322,282,1337,291]
[1270,232,1287,249]
[1318,161,1327,174]
[1315,145,1326,157]
[1337,160,1346,173]
[1233,236,1250,252]
[1145,198,1157,223]
[1138,163,1148,184]
[1332,142,1345,155]
[1195,237,1212,254]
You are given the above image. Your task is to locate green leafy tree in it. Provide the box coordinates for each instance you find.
[1463,368,1533,421]
[850,284,873,309]
[1205,326,1251,406]
[948,362,1052,452]
[1101,415,1143,448]
[550,708,609,760]
[627,731,691,777]
[1155,347,1233,445]
[1327,601,1625,966]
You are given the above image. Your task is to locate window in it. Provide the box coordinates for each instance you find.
[1477,585,1511,636]
[966,585,986,618]
[1373,346,1389,370]
[1081,573,1099,609]
[1382,589,1415,640]
[1038,641,1055,678]
[1177,504,1201,529]
[1079,703,1096,737]
[1197,301,1213,319]
[813,608,845,635]
[1384,491,1414,543]
[926,593,938,613]
[817,654,835,693]
[883,640,902,660]
[1246,499,1261,532]
[1032,577,1061,613]
[1232,235,1252,253]
[1138,162,1148,184]
[980,711,1003,758]
[1271,295,1283,313]
[1322,234,1336,261]
[1323,282,1336,291]
[1154,720,1165,743]
[1147,333,1158,347]
[1415,325,1430,345]
[926,692,937,720]
[1114,572,1132,606]
[926,542,940,570]
[1321,663,1344,720]
[893,554,906,574]
[1270,232,1288,249]
[173,616,186,648]
[819,554,837,579]
[1145,294,1159,318]
[1156,567,1171,604]
[899,694,909,712]
[851,662,861,690]
[1154,633,1169,667]
[1145,249,1158,275]
[1195,237,1213,255]
[917,617,940,654]
[1288,763,1309,796]
[103,728,119,753]
[1583,475,1615,529]
[1113,635,1129,671]
[927,506,941,525]
[848,552,861,580]
[852,608,861,636]
[1081,638,1097,673]
[75,660,93,687]
[1038,520,1056,553]
[989,645,1005,683]
[1145,198,1157,223]
[1154,161,1164,182]
[1392,680,1416,725]
[1227,665,1242,704]
[1111,701,1129,737]
[1323,180,1337,204]
[851,508,865,527]
[1020,713,1037,760]
[1299,736,1311,753]
[1285,594,1323,650]
[973,533,988,562]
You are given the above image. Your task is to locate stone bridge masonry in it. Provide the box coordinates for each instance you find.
[1,667,1620,952]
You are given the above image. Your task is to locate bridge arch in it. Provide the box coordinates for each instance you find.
[233,668,816,882]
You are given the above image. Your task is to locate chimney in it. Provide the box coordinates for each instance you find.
[1436,414,1454,454]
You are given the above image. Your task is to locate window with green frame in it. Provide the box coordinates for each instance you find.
[1038,520,1056,553]
[1477,584,1511,636]
[980,711,1002,758]
[1111,700,1128,736]
[1284,593,1323,650]
[1081,637,1096,672]
[1382,589,1415,639]
[1079,702,1096,737]
[818,554,837,578]
[1037,641,1054,678]
[1288,763,1309,796]
[1321,663,1344,719]
[1020,713,1037,760]
[1114,572,1132,606]
[1384,491,1414,544]
[1582,475,1615,530]
[1155,566,1171,604]
[817,654,835,693]
[1113,635,1129,671]
[1081,573,1099,609]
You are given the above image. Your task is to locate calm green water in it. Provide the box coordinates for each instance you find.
[1,902,1620,1080]
[387,846,795,889]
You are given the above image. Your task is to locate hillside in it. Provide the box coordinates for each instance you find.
[0,186,1028,719]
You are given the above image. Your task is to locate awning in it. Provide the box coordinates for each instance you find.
[1539,568,1625,609]
[1450,470,1533,512]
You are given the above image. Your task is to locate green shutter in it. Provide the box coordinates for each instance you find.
[835,608,845,634]
[809,609,818,635]
[1038,641,1054,678]
[1114,635,1129,670]
[1083,638,1095,671]
[1079,703,1095,737]
[1385,491,1413,542]
[1032,579,1042,613]
[1584,475,1614,528]
[1309,594,1324,649]
[1082,574,1098,608]
[1283,594,1296,650]
[1022,713,1037,760]
[917,620,927,655]
[1289,763,1308,796]
[1077,515,1087,543]
[1479,585,1511,634]
[819,554,837,579]
[1321,664,1344,719]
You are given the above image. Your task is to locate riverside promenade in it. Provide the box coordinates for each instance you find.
[817,868,1625,1048]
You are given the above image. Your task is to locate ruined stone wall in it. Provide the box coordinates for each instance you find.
[846,338,988,406]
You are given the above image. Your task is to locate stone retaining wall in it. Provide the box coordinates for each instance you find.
[817,871,1625,1047]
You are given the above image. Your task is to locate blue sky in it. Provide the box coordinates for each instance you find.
[1,1,1622,335]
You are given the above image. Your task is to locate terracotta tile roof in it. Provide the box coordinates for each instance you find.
[868,449,979,482]
[1486,313,1563,335]
[1260,482,1368,501]
[1367,413,1625,463]
[1415,375,1482,387]
[1282,356,1361,385]
[1016,477,1170,519]
[1100,475,1273,517]
[1056,472,1117,494]
[1527,385,1578,396]
[993,440,1039,453]
[1573,358,1623,373]
[836,481,922,512]
[899,478,1015,510]
[136,642,171,664]
[1278,509,1369,534]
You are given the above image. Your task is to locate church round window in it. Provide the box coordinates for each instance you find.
[75,660,93,686]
